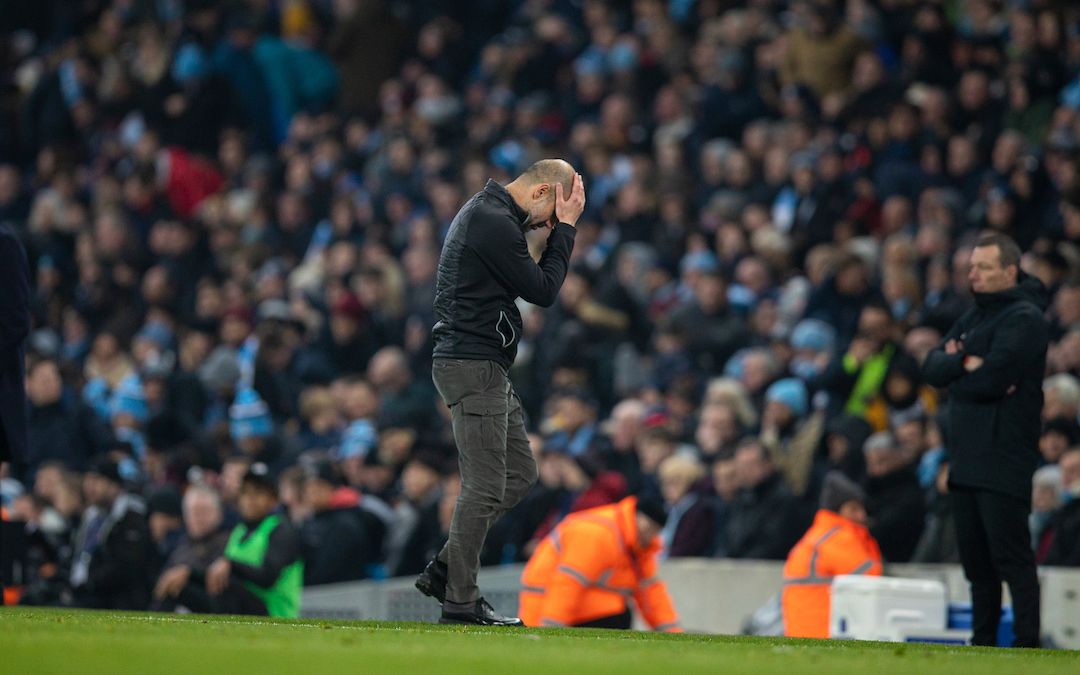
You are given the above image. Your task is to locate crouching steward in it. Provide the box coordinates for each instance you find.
[782,471,883,638]
[168,463,303,618]
[519,496,681,631]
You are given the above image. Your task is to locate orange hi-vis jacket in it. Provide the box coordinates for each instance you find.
[2,506,21,606]
[519,496,682,631]
[781,508,883,638]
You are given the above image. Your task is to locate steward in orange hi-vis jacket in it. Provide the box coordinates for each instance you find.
[782,471,883,638]
[2,505,22,605]
[519,496,682,631]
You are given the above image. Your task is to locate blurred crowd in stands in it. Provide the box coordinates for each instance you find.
[3,0,1080,614]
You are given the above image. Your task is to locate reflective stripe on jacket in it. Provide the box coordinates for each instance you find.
[781,509,883,638]
[519,496,681,632]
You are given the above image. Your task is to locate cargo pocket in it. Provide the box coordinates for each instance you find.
[459,395,508,452]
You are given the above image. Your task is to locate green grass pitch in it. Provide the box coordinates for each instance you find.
[4,607,1079,674]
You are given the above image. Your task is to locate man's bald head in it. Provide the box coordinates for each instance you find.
[518,159,576,191]
[506,159,578,229]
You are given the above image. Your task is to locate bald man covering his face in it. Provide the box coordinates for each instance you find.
[417,160,586,626]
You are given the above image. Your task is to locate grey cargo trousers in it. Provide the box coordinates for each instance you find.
[431,357,537,606]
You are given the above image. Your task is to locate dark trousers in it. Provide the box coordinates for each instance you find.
[951,486,1040,647]
[432,358,537,606]
[574,608,633,630]
[167,580,268,616]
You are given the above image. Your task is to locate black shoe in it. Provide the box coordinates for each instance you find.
[439,597,525,627]
[415,559,448,603]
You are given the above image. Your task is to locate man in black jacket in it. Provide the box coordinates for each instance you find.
[725,439,807,560]
[420,160,584,626]
[69,457,155,610]
[923,232,1048,648]
[861,432,926,562]
[669,269,749,374]
[298,461,375,586]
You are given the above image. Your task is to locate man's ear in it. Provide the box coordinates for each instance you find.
[532,184,550,201]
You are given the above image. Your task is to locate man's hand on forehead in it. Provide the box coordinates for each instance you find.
[554,173,586,228]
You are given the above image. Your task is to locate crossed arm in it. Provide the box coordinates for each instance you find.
[922,309,1047,402]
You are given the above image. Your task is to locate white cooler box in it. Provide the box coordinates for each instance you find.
[829,575,948,642]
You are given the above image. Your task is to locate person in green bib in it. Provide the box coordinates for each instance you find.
[817,302,903,420]
[173,463,303,617]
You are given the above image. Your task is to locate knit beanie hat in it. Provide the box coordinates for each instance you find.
[680,249,721,275]
[134,321,174,352]
[790,319,836,353]
[197,346,242,393]
[635,495,669,528]
[147,486,183,518]
[819,470,867,514]
[765,377,809,418]
[241,462,277,494]
[229,388,273,441]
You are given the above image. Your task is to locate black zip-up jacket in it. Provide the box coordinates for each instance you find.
[432,179,576,368]
[299,506,375,585]
[922,272,1050,502]
[724,471,807,560]
[864,462,926,563]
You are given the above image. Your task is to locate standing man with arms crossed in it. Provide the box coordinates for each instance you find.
[922,233,1047,648]
[417,160,585,626]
